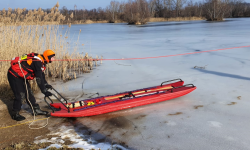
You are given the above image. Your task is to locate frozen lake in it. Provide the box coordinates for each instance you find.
[51,18,250,150]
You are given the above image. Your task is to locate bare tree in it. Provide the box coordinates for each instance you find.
[148,0,156,17]
[196,2,204,17]
[106,1,120,23]
[183,0,203,17]
[137,0,150,23]
[124,0,136,23]
[164,0,174,17]
[172,0,187,17]
[204,0,228,21]
[82,6,86,21]
[124,0,150,24]
[242,2,250,16]
[74,4,77,19]
[184,0,194,17]
[154,0,164,17]
[118,2,126,20]
[61,6,69,16]
[229,0,245,17]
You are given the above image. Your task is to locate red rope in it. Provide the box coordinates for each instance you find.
[0,45,249,62]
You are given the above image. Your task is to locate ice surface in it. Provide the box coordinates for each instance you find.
[45,18,250,150]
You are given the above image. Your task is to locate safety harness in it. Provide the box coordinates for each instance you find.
[9,53,46,80]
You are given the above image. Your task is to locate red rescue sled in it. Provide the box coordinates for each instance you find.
[45,79,196,117]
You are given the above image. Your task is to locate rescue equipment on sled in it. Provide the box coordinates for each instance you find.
[45,79,196,117]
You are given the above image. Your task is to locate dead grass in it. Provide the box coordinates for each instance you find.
[75,19,109,24]
[194,105,204,109]
[0,3,65,26]
[67,19,127,25]
[149,17,205,22]
[2,142,86,150]
[227,102,237,105]
[168,112,183,115]
[47,146,84,150]
[0,3,102,97]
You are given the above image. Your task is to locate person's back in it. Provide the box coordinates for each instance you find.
[8,50,55,121]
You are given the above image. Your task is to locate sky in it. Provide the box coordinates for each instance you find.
[0,0,124,10]
[1,0,250,10]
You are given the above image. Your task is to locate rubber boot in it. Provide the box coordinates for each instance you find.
[11,111,26,121]
[32,105,48,116]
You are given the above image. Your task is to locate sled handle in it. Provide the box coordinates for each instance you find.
[170,84,195,93]
[44,93,70,113]
[44,96,55,113]
[52,93,70,113]
[161,78,183,86]
[50,87,68,104]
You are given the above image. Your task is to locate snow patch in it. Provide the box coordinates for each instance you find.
[35,125,127,150]
[208,121,222,128]
[166,121,177,126]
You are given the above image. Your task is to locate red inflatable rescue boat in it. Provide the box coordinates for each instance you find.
[45,79,196,117]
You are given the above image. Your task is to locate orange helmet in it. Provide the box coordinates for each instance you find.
[43,49,55,63]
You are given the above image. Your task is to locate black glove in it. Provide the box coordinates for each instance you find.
[45,84,53,90]
[43,91,53,97]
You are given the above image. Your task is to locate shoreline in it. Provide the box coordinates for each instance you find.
[61,17,206,25]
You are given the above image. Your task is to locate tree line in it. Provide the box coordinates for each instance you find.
[59,0,250,24]
[1,0,249,25]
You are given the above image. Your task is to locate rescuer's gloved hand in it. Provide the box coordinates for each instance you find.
[45,84,53,90]
[43,91,53,97]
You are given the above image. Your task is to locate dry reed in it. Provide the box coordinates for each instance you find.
[0,3,102,97]
[149,17,205,22]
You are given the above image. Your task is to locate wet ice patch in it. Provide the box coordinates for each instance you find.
[208,121,222,128]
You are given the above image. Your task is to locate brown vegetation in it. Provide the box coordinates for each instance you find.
[124,0,151,24]
[0,3,101,97]
[227,102,237,105]
[0,2,65,26]
[106,1,121,23]
[168,112,183,115]
[194,105,204,109]
[2,142,85,150]
[203,0,228,21]
[149,16,204,22]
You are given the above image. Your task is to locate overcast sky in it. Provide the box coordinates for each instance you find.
[1,0,250,10]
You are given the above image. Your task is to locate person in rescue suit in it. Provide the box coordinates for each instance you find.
[7,49,55,121]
